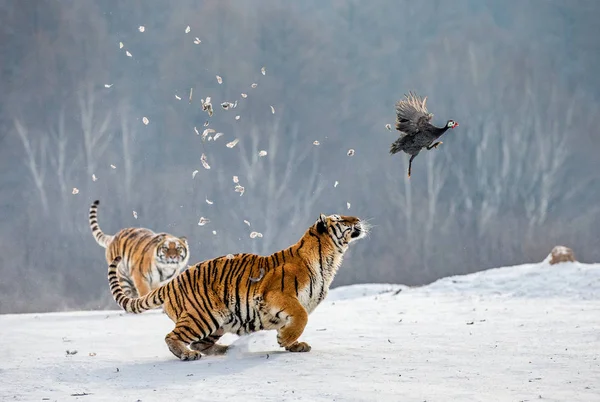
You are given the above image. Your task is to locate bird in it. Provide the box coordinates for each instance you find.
[389,92,458,178]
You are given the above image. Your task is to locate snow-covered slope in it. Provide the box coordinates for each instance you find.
[413,260,600,300]
[1,261,599,402]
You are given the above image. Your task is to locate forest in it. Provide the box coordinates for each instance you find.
[0,0,599,313]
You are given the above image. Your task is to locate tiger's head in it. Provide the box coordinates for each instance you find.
[156,236,190,266]
[314,213,369,251]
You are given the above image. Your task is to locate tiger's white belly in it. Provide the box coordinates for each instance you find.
[297,257,342,314]
[297,280,327,314]
[301,256,344,313]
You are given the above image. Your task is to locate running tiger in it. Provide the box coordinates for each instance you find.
[107,213,368,360]
[90,200,190,298]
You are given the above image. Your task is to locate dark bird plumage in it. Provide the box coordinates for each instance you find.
[389,92,458,178]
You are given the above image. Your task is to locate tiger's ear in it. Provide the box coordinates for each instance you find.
[316,213,328,234]
[179,236,188,244]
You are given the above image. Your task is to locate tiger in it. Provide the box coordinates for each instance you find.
[106,213,369,361]
[90,200,190,298]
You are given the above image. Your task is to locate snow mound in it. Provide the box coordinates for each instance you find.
[327,283,407,301]
[415,261,600,299]
[329,261,600,302]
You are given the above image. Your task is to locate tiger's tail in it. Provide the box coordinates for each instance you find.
[108,256,167,313]
[89,200,114,248]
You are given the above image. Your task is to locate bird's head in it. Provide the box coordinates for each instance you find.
[446,120,459,129]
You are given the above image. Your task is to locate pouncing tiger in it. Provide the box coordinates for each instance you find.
[90,200,190,298]
[107,213,369,360]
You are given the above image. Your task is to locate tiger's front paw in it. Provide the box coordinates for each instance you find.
[277,327,302,348]
[285,341,311,353]
[277,333,297,349]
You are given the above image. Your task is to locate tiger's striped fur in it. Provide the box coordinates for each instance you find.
[90,200,190,298]
[107,213,368,360]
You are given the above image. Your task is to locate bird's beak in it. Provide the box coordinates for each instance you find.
[453,122,459,128]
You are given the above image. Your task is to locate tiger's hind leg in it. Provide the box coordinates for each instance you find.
[190,328,229,356]
[165,313,213,361]
[165,327,201,361]
[131,270,151,297]
[264,292,311,353]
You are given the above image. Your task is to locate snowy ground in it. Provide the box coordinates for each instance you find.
[1,260,599,402]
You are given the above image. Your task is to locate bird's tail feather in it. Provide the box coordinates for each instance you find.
[390,139,404,155]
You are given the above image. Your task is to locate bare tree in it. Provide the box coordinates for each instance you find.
[382,157,414,237]
[118,101,137,203]
[424,151,448,240]
[78,83,113,179]
[14,119,49,215]
[46,109,84,231]
[523,82,576,232]
[48,110,69,197]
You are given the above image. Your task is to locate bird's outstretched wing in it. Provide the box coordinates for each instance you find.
[395,91,433,136]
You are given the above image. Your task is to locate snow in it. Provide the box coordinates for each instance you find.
[415,261,600,300]
[1,260,599,401]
